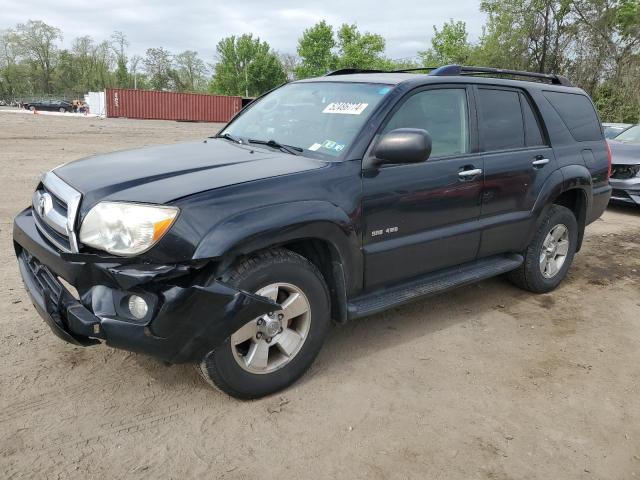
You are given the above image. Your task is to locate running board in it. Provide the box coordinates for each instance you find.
[347,254,523,319]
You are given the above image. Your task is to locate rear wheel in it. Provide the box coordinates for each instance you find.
[59,107,66,113]
[508,204,578,293]
[197,249,330,399]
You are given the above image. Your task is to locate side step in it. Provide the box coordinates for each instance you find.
[347,254,523,319]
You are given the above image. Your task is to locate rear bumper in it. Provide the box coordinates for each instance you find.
[587,184,612,224]
[609,177,640,205]
[13,208,277,363]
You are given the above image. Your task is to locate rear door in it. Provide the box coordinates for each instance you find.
[475,86,557,257]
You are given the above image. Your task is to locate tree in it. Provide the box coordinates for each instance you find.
[295,21,337,78]
[336,23,387,69]
[419,20,474,66]
[129,54,143,89]
[111,31,129,88]
[13,20,62,93]
[0,29,31,97]
[279,52,299,81]
[210,34,286,97]
[296,21,402,77]
[174,50,207,91]
[143,47,173,90]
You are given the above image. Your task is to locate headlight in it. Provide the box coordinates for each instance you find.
[79,202,179,256]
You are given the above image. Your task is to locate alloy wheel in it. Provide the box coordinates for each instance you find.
[230,282,311,374]
[539,224,570,278]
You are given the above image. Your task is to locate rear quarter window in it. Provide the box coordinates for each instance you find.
[543,91,602,142]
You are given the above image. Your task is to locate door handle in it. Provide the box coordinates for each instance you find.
[458,168,483,178]
[532,158,550,167]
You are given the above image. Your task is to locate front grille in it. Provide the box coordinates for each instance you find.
[32,172,82,253]
[21,250,64,311]
[611,164,640,180]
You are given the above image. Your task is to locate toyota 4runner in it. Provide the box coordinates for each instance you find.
[13,65,612,398]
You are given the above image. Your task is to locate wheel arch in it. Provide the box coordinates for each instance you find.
[533,165,592,252]
[193,201,362,321]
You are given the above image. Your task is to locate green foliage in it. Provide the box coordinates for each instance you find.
[174,50,208,92]
[0,11,637,120]
[210,34,286,97]
[143,47,173,91]
[419,20,473,66]
[336,24,386,69]
[13,20,62,93]
[295,21,337,78]
[295,21,410,78]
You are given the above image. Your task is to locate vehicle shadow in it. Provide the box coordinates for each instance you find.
[607,202,640,216]
[302,275,531,385]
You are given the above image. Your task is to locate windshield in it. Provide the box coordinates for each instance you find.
[221,82,393,159]
[614,125,640,144]
[604,126,626,138]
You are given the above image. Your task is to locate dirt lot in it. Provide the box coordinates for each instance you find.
[1,112,639,479]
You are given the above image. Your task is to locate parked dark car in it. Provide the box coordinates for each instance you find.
[13,65,611,398]
[609,124,640,205]
[23,100,74,113]
[603,122,633,139]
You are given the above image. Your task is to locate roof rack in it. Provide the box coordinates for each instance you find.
[325,67,439,76]
[325,68,388,76]
[324,64,572,86]
[429,65,573,86]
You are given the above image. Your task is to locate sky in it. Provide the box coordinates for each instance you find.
[1,0,486,63]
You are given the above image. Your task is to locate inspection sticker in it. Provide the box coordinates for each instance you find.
[321,140,345,152]
[322,102,369,115]
[308,143,322,151]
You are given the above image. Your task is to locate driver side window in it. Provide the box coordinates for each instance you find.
[383,89,469,158]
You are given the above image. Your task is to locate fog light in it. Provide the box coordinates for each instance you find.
[128,295,148,320]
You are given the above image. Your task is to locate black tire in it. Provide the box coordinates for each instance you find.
[59,107,66,113]
[508,204,578,293]
[198,249,331,399]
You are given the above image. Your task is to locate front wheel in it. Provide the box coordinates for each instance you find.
[197,249,330,399]
[508,204,578,293]
[59,107,66,113]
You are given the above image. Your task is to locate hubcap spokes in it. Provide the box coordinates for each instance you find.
[539,224,569,279]
[230,282,311,374]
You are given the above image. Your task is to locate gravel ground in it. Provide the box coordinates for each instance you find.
[1,112,639,480]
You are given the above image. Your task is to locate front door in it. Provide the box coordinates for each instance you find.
[362,86,484,290]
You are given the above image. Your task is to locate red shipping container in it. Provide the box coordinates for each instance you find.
[106,88,242,123]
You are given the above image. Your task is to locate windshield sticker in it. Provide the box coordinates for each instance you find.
[321,140,346,152]
[308,143,322,151]
[378,87,391,95]
[322,102,369,115]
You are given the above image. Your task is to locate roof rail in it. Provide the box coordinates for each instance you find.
[429,64,573,86]
[324,64,573,86]
[325,68,387,76]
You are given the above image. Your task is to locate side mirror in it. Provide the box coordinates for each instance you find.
[372,128,432,166]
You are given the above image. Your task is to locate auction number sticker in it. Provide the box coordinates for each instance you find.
[323,102,369,115]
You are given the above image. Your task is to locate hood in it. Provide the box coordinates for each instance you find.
[54,139,327,211]
[608,140,640,165]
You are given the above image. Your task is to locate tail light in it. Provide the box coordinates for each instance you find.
[605,141,612,179]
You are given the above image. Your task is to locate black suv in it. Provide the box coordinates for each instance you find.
[13,65,611,398]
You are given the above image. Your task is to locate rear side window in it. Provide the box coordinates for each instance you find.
[478,89,525,151]
[543,91,602,141]
[520,94,545,147]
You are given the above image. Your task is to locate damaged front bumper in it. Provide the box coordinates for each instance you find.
[609,176,640,205]
[13,208,277,364]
